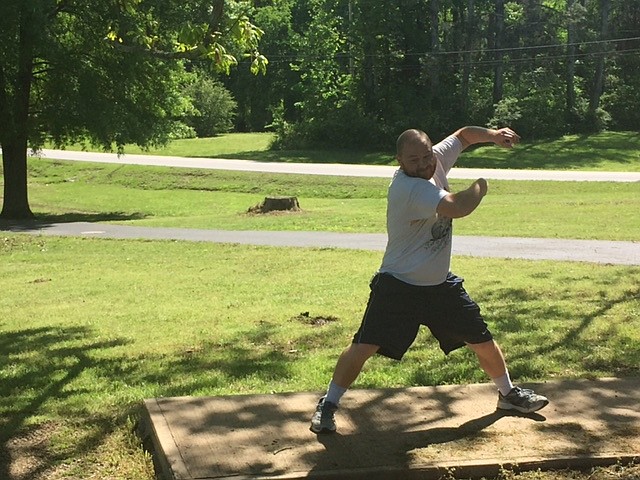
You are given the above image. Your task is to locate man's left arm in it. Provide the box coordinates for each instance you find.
[453,126,520,150]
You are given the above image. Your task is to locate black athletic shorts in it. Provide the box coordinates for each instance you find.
[353,272,493,360]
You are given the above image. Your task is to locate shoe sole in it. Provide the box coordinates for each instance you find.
[310,424,336,434]
[497,399,549,414]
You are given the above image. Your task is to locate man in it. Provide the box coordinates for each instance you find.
[310,126,549,434]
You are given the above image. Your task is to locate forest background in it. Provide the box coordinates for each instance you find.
[224,0,640,149]
[2,0,639,218]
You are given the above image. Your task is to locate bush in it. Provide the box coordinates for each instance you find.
[269,98,388,151]
[487,97,522,130]
[184,76,238,138]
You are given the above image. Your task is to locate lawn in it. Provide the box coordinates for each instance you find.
[1,235,639,479]
[1,131,639,479]
[50,130,640,171]
[19,157,640,241]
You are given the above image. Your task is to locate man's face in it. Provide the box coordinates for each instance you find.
[397,140,436,180]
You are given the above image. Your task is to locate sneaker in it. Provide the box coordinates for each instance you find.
[497,386,549,413]
[310,397,338,434]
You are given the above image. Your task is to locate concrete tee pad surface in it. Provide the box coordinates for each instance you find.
[141,377,639,480]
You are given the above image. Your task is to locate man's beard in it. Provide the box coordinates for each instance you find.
[418,166,436,180]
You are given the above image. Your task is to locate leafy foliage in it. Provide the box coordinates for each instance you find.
[0,0,266,218]
[184,72,238,137]
[225,0,640,146]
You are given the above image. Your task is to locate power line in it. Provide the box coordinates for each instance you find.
[258,35,640,63]
[251,44,640,68]
[381,35,640,57]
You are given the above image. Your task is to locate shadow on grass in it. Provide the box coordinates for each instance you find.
[199,149,396,166]
[0,212,147,232]
[32,212,147,223]
[2,285,636,478]
[126,321,295,399]
[0,326,133,480]
[0,321,297,479]
[475,281,640,379]
[457,131,640,170]
[197,131,640,171]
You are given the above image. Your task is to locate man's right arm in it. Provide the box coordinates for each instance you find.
[436,178,488,218]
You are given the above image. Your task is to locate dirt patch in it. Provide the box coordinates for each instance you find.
[292,311,339,326]
[0,422,68,480]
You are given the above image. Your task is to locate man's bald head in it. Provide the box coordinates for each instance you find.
[396,129,432,157]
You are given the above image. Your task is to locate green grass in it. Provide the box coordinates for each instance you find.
[1,234,639,479]
[50,130,640,171]
[20,157,640,241]
[56,132,395,165]
[462,131,640,171]
[2,131,640,479]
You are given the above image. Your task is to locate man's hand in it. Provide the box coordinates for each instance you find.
[493,127,520,148]
[475,177,489,196]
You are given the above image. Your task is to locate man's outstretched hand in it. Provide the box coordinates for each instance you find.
[494,127,520,148]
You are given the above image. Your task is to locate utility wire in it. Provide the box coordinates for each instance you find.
[258,35,640,62]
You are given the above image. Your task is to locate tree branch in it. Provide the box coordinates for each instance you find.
[110,41,199,61]
[204,0,224,47]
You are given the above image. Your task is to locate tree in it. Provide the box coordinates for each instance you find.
[202,0,640,147]
[185,74,238,137]
[0,0,266,219]
[588,0,611,120]
[491,0,505,105]
[224,0,300,131]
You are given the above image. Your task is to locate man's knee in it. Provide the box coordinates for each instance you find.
[344,342,380,362]
[467,339,499,355]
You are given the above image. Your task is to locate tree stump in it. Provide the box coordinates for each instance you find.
[248,196,300,213]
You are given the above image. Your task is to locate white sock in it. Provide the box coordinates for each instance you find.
[492,372,514,396]
[324,380,347,406]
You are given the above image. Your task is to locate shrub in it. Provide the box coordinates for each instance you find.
[184,76,238,138]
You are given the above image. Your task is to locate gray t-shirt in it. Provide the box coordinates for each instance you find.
[378,135,463,286]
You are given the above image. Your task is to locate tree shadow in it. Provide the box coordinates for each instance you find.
[0,318,300,479]
[122,321,294,399]
[0,326,132,480]
[480,281,640,378]
[310,409,544,479]
[0,211,147,231]
[461,132,640,170]
[196,149,395,166]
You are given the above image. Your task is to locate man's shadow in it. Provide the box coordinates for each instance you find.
[307,409,546,476]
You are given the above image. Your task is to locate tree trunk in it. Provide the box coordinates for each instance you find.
[428,0,440,94]
[1,3,35,219]
[589,0,610,117]
[492,0,505,105]
[461,0,475,115]
[565,0,577,116]
[1,141,33,219]
[248,196,300,214]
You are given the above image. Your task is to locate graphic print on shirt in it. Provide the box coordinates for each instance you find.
[425,215,452,253]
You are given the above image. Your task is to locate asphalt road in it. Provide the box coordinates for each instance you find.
[2,149,637,265]
[2,221,639,266]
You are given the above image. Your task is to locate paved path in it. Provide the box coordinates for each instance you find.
[2,221,639,265]
[8,149,633,265]
[35,149,640,182]
[140,377,640,480]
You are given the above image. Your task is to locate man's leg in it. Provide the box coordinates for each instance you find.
[467,339,549,413]
[311,343,379,434]
[332,343,380,389]
[466,339,507,380]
